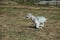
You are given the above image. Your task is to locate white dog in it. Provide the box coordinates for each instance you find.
[26,13,47,29]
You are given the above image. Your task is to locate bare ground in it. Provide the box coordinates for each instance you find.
[0,6,60,40]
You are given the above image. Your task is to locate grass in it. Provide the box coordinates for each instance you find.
[0,6,60,40]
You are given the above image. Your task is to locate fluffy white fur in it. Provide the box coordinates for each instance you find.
[26,13,47,29]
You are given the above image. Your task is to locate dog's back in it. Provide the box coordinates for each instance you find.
[36,16,47,23]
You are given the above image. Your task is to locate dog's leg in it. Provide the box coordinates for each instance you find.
[39,22,44,27]
[42,23,44,27]
[35,23,40,29]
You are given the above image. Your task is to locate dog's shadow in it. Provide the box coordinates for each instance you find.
[22,25,36,29]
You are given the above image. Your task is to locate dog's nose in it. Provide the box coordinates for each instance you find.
[26,16,28,18]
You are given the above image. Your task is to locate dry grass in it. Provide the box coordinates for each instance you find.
[0,6,60,40]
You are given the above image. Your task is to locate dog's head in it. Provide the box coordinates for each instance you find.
[26,13,32,19]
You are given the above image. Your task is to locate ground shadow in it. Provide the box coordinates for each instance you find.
[22,25,36,29]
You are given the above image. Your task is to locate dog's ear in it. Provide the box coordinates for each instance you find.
[28,13,32,14]
[27,12,31,14]
[28,13,32,16]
